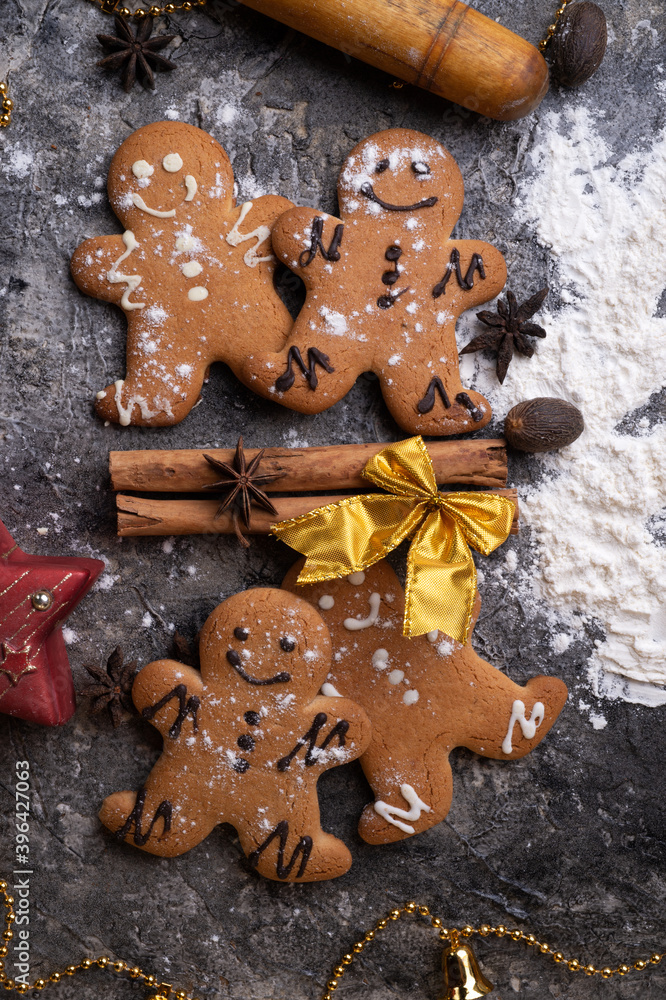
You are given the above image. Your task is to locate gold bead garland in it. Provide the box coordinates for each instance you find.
[539,0,574,51]
[89,0,207,16]
[0,82,12,128]
[0,882,660,997]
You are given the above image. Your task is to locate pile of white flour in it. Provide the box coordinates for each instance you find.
[460,103,666,706]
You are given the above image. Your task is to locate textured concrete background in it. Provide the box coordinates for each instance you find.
[0,0,665,997]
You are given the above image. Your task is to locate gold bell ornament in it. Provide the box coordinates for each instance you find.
[440,932,493,1000]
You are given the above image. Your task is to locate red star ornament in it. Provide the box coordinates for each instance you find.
[0,520,104,726]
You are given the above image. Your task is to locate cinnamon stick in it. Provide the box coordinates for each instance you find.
[116,490,519,537]
[110,439,508,494]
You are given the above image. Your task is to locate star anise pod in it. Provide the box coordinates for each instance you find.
[97,16,176,93]
[460,287,549,384]
[169,630,200,670]
[80,646,138,727]
[203,436,285,548]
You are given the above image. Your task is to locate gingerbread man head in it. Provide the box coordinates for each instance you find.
[247,128,507,436]
[337,130,464,234]
[71,121,293,426]
[99,587,371,881]
[199,588,332,704]
[106,121,235,230]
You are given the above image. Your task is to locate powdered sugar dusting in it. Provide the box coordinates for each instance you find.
[464,103,666,705]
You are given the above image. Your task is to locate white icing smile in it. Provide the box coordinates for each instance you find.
[132,193,176,219]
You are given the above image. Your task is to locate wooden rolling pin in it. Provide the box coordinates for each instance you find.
[241,0,549,121]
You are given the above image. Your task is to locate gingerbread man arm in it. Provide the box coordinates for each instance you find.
[273,696,371,776]
[237,194,295,230]
[131,659,204,742]
[224,195,295,271]
[71,235,130,306]
[443,239,507,310]
[271,208,345,288]
[459,657,568,761]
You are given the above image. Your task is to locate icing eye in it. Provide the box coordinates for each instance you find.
[162,153,183,173]
[132,159,154,180]
[412,161,430,175]
[280,636,296,652]
[30,590,53,612]
[375,159,390,173]
[234,627,249,641]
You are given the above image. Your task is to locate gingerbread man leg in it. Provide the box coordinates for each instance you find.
[100,756,221,858]
[358,737,455,845]
[233,774,353,882]
[358,657,567,844]
[378,360,492,435]
[94,329,209,427]
[242,335,358,416]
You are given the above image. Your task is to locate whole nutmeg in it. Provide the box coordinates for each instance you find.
[504,397,584,452]
[550,1,607,87]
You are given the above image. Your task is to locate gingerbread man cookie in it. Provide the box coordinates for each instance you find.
[246,128,507,435]
[282,560,567,844]
[71,121,293,426]
[99,588,371,882]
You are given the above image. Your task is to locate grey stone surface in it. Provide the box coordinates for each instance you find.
[0,1,665,998]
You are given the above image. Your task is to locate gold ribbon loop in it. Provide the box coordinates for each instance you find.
[271,437,514,642]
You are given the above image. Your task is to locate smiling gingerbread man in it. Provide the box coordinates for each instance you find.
[246,128,507,435]
[71,121,294,426]
[99,588,371,882]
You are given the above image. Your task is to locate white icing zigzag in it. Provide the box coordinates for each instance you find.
[374,783,431,835]
[226,201,273,267]
[501,699,545,755]
[107,231,144,312]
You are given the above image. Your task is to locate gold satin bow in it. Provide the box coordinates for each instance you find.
[271,436,515,642]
